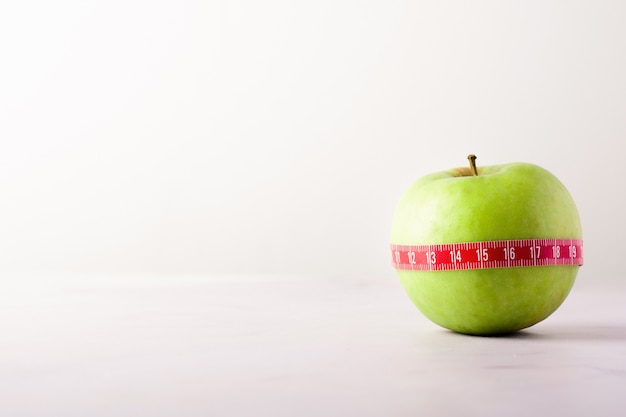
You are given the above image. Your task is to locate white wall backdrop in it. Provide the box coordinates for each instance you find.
[1,1,624,281]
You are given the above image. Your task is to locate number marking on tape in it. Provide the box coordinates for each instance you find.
[390,239,583,271]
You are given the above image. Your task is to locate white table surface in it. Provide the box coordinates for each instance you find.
[1,273,625,417]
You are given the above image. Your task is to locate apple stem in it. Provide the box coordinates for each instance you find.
[467,154,478,176]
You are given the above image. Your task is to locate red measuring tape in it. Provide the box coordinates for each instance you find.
[390,239,583,271]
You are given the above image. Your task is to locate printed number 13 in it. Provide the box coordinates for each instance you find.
[426,251,436,264]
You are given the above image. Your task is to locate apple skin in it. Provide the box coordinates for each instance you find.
[391,162,582,335]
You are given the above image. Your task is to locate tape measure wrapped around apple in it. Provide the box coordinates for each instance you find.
[390,155,583,335]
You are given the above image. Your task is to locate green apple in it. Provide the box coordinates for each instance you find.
[390,155,582,335]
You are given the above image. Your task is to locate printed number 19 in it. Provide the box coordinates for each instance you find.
[569,245,577,258]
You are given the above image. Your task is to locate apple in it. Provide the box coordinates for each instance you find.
[390,155,582,335]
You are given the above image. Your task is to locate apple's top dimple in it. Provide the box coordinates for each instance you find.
[452,167,474,177]
[450,167,495,178]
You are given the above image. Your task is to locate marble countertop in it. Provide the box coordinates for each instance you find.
[1,273,625,416]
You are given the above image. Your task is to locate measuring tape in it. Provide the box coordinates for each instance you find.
[390,239,583,271]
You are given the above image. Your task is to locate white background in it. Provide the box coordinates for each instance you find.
[1,0,624,283]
